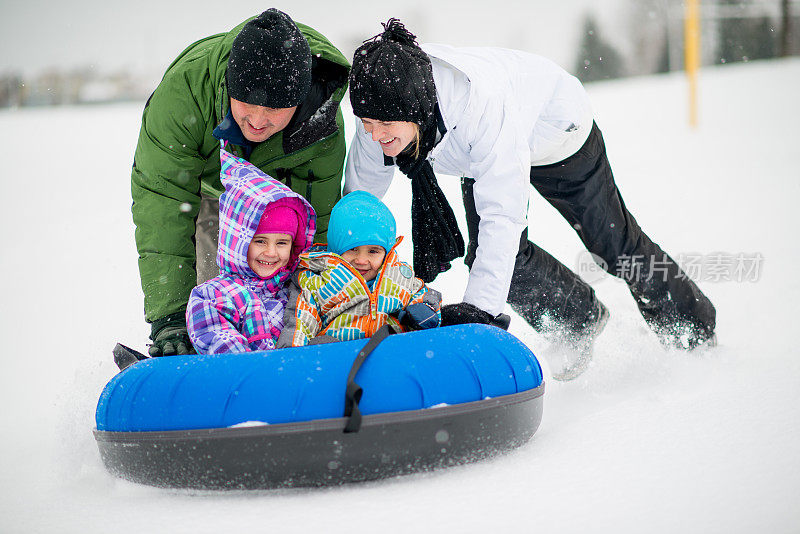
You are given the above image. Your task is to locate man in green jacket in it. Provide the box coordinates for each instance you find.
[131,9,350,356]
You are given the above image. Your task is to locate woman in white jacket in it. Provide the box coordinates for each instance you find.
[345,20,716,376]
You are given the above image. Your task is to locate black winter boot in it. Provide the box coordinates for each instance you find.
[545,299,610,380]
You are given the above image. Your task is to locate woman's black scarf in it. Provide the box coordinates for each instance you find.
[394,105,465,283]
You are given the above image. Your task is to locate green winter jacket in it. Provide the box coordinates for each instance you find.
[132,16,350,322]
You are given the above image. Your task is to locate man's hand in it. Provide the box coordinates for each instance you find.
[440,302,510,330]
[149,312,195,356]
[397,303,440,331]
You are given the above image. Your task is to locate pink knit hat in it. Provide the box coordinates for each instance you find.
[255,201,300,242]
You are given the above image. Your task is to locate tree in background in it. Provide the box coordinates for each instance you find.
[0,73,23,108]
[717,0,778,63]
[574,14,625,83]
[625,0,671,75]
[619,0,797,77]
[780,0,800,55]
[781,0,791,55]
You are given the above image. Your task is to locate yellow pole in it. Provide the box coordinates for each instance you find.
[685,0,701,128]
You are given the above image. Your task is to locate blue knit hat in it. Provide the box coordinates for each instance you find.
[327,191,396,255]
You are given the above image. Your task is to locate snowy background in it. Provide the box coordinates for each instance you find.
[1,14,799,534]
[0,0,628,77]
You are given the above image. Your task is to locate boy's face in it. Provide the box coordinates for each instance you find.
[247,233,293,278]
[341,245,386,282]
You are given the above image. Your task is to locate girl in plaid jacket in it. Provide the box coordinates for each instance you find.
[278,191,441,347]
[186,149,316,354]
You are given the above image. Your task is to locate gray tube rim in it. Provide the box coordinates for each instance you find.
[94,383,544,441]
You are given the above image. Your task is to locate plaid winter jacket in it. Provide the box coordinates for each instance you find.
[186,149,316,354]
[278,238,441,347]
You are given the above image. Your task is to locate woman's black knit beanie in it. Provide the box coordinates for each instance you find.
[227,9,312,108]
[349,19,437,125]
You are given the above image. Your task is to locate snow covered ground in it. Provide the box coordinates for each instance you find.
[1,58,798,533]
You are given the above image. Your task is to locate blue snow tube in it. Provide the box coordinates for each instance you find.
[94,324,545,489]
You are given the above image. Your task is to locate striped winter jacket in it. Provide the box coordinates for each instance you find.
[278,238,441,347]
[186,149,316,354]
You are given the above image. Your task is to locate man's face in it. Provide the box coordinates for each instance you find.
[230,98,297,143]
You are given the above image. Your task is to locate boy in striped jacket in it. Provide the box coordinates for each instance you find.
[278,191,441,347]
[186,149,316,354]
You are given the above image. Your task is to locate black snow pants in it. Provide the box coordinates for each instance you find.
[461,122,716,349]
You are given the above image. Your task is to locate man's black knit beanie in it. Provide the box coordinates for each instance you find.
[349,19,437,125]
[227,9,312,109]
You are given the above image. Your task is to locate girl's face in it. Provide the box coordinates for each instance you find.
[341,245,386,282]
[247,233,293,278]
[360,118,417,157]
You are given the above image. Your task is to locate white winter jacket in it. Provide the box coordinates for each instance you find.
[344,43,594,316]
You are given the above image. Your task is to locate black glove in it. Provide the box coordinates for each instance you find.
[397,302,440,331]
[440,302,511,330]
[148,312,195,357]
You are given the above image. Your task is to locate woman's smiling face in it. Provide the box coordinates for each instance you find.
[359,118,418,157]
